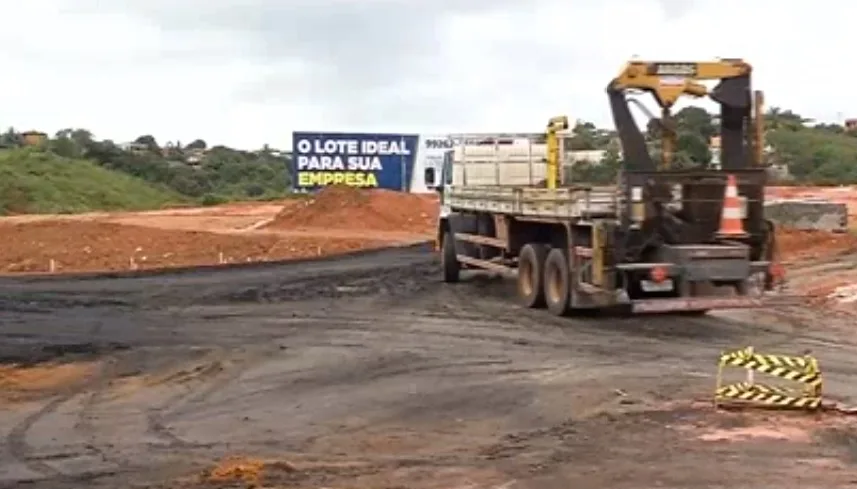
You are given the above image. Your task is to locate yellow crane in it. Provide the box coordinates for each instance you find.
[545,115,569,190]
[607,59,764,169]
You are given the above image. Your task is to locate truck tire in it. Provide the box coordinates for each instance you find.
[441,231,460,283]
[544,248,571,316]
[518,243,548,308]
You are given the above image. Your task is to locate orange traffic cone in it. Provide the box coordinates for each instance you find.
[717,174,747,238]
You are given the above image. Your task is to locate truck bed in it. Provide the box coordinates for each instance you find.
[446,185,620,219]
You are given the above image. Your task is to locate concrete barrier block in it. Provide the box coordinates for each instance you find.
[764,200,848,232]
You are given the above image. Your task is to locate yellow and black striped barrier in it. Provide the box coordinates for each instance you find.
[715,346,822,410]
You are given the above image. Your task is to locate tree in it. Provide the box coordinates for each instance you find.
[70,129,93,148]
[0,127,20,147]
[186,139,207,150]
[51,128,94,158]
[674,106,716,140]
[675,131,711,166]
[569,121,598,150]
[766,107,810,131]
[568,121,615,151]
[49,137,80,158]
[134,134,159,152]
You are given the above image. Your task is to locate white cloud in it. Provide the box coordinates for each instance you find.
[0,0,851,150]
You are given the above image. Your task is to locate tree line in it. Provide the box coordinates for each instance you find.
[0,105,854,205]
[0,128,291,204]
[569,106,857,185]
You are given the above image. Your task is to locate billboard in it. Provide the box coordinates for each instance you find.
[293,132,419,191]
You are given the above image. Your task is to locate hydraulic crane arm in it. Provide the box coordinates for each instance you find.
[608,60,751,108]
[545,115,569,189]
[606,59,761,171]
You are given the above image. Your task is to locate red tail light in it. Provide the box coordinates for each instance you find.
[769,262,785,281]
[650,266,668,283]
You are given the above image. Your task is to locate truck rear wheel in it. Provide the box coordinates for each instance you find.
[441,231,460,283]
[518,244,548,308]
[544,248,571,316]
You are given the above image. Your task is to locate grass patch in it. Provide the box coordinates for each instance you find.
[0,148,184,214]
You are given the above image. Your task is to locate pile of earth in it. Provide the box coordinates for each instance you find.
[265,185,437,235]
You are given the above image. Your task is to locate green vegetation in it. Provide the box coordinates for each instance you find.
[568,106,857,185]
[0,128,291,209]
[0,149,183,214]
[0,103,855,215]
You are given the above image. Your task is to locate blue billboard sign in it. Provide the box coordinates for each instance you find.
[292,132,419,191]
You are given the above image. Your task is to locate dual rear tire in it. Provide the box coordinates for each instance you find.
[517,244,570,316]
[445,235,572,316]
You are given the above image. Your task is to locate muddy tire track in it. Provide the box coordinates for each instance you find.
[6,386,96,480]
[143,347,283,450]
[143,352,231,449]
[5,317,115,481]
[74,356,127,468]
[5,244,857,489]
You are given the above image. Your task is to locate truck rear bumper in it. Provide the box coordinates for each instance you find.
[630,294,805,314]
[617,260,772,281]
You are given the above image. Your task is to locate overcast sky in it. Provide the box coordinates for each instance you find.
[0,0,850,150]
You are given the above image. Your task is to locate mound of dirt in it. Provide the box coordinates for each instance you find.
[776,228,857,261]
[201,456,296,486]
[265,186,437,235]
[0,220,390,275]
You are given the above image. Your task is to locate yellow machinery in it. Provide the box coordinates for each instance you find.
[545,115,569,190]
[607,59,765,169]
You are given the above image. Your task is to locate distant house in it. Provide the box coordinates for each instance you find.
[568,149,609,165]
[118,141,149,154]
[186,148,206,165]
[709,135,774,170]
[20,130,47,147]
[709,135,721,169]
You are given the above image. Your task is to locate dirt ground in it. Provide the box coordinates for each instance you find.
[3,244,857,489]
[263,185,437,235]
[0,187,436,274]
[2,186,857,488]
[0,184,852,277]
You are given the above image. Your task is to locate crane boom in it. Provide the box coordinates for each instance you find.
[609,60,751,108]
[606,59,762,171]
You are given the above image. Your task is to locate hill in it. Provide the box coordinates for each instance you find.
[0,149,183,214]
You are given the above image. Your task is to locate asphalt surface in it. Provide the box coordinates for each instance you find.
[2,243,857,488]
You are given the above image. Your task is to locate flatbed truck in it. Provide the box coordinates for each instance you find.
[428,59,799,315]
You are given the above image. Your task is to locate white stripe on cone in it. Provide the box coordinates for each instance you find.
[723,207,743,219]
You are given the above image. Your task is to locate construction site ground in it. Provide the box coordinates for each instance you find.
[0,187,437,275]
[768,184,857,218]
[3,186,857,488]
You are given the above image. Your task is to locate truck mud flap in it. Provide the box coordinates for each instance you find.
[630,295,805,314]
